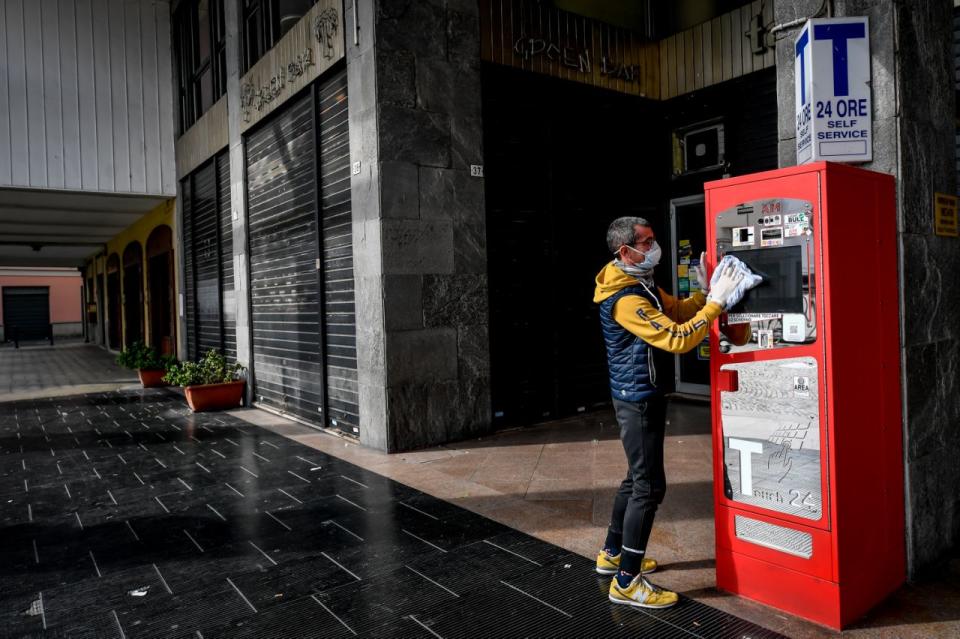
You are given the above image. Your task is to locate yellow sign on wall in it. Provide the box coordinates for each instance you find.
[934,193,958,237]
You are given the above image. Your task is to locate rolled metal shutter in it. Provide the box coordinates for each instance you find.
[246,92,325,422]
[181,178,197,359]
[192,161,223,357]
[2,287,49,341]
[317,71,358,435]
[217,151,237,361]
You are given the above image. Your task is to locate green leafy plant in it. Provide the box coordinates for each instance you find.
[116,341,175,371]
[163,349,244,387]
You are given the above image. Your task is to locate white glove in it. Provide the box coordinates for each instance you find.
[707,262,746,309]
[693,251,708,293]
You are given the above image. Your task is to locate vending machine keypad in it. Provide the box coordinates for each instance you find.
[715,198,817,352]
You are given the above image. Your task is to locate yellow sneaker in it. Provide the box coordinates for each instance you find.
[608,574,679,609]
[595,550,657,575]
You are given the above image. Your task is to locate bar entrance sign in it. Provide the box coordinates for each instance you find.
[795,17,871,164]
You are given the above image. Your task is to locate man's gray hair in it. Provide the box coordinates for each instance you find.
[606,216,650,254]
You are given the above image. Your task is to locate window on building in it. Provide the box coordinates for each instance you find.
[242,0,318,72]
[173,0,227,134]
[277,0,317,37]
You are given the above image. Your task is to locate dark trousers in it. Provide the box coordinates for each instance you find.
[608,395,667,559]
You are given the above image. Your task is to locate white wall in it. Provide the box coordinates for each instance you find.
[0,0,176,196]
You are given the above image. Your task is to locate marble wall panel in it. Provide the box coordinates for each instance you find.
[422,274,488,328]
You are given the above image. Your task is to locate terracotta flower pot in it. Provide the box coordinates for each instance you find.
[183,380,245,412]
[138,369,168,388]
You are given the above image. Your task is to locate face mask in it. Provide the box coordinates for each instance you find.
[624,241,661,271]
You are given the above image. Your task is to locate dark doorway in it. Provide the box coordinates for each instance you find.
[670,196,710,393]
[97,267,106,346]
[85,276,97,342]
[123,242,144,347]
[106,253,122,349]
[2,287,50,342]
[147,226,176,356]
[482,64,669,427]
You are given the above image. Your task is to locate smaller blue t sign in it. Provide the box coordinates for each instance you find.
[794,17,871,164]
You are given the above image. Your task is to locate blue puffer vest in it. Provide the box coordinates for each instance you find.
[599,284,663,402]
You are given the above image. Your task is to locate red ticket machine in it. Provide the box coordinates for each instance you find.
[704,162,904,629]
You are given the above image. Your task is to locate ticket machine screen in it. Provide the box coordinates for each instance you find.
[715,197,816,351]
[727,246,804,314]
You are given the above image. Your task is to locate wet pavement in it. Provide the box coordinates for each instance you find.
[0,389,787,638]
[258,401,960,639]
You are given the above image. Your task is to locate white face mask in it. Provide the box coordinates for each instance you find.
[624,241,661,271]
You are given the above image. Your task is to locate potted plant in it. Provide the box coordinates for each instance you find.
[116,341,176,388]
[163,349,246,412]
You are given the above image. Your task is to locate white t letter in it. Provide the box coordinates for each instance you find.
[728,438,764,495]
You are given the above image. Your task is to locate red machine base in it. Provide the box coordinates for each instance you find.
[716,550,842,629]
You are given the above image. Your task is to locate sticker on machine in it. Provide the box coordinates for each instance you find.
[793,376,811,397]
[726,312,782,324]
[784,223,806,238]
[784,212,807,225]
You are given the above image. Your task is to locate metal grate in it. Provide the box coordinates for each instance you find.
[735,515,813,559]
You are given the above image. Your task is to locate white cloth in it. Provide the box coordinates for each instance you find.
[709,254,763,309]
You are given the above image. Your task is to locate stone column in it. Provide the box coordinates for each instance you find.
[774,0,958,575]
[347,0,491,452]
[223,0,253,387]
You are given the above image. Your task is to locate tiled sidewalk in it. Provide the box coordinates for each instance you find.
[0,389,787,638]
[0,343,137,399]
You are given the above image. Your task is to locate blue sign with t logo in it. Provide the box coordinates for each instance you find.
[795,17,872,164]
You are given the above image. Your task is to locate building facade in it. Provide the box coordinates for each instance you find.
[0,0,956,576]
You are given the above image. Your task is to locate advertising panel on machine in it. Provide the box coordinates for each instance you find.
[720,356,822,522]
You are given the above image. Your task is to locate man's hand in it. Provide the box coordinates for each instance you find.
[707,262,746,309]
[694,252,708,293]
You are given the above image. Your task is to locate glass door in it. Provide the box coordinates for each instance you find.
[670,196,709,395]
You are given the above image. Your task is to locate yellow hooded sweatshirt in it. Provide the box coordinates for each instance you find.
[593,261,725,354]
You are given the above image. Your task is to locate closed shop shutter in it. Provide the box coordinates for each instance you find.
[217,151,237,361]
[317,70,359,436]
[2,287,50,341]
[183,154,233,361]
[191,161,223,356]
[246,92,325,423]
[181,178,197,359]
